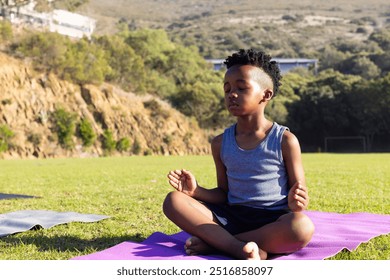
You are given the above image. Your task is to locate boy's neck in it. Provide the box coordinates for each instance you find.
[236,114,272,134]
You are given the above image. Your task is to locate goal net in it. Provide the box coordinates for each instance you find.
[324,136,366,153]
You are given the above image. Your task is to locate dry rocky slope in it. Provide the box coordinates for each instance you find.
[0,52,210,159]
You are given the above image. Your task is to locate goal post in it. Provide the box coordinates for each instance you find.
[324,136,367,153]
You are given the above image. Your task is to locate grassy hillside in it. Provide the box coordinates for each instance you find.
[2,1,389,156]
[0,51,211,159]
[79,0,390,57]
[81,0,389,23]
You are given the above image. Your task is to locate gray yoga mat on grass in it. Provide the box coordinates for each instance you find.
[0,210,110,238]
[0,193,37,200]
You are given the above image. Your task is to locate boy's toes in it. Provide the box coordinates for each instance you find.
[243,242,260,260]
[184,236,212,255]
[242,242,267,260]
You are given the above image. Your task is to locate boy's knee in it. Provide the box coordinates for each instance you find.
[291,212,315,246]
[162,191,182,216]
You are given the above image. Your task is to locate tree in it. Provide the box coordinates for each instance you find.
[370,52,390,75]
[15,32,110,85]
[337,55,381,80]
[15,32,68,72]
[369,29,390,51]
[61,38,110,85]
[124,29,175,67]
[347,74,390,151]
[96,35,146,92]
[170,80,221,127]
[265,70,312,124]
[124,29,183,96]
[318,45,348,71]
[286,70,362,151]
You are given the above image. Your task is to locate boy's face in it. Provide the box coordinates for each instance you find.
[223,64,273,116]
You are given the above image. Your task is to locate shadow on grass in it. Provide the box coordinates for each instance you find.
[1,231,145,256]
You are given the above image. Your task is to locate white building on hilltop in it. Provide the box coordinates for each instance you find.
[49,9,96,39]
[1,1,96,39]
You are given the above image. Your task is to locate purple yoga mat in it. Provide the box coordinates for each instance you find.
[72,211,390,260]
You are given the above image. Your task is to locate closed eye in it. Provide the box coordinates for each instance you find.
[223,84,231,94]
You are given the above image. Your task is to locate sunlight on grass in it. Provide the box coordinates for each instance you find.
[0,154,389,259]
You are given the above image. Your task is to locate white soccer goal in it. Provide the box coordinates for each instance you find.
[324,136,367,153]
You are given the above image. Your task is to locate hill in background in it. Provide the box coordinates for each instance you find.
[1,0,389,158]
[0,52,210,159]
[79,0,390,58]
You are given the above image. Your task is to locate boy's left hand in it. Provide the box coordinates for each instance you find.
[288,181,309,212]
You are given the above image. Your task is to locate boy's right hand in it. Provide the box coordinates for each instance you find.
[288,181,309,212]
[167,169,197,197]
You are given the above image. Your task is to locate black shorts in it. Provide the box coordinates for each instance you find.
[205,203,290,235]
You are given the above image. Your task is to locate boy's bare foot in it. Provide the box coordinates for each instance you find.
[242,242,267,260]
[185,237,267,260]
[184,236,214,255]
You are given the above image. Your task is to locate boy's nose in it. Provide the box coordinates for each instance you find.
[228,92,238,99]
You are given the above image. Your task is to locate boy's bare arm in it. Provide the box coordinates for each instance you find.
[211,134,228,192]
[208,133,229,203]
[166,134,228,204]
[167,169,227,203]
[282,131,309,212]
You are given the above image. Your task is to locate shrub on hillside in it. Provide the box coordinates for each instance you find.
[143,99,171,119]
[78,118,96,147]
[132,138,142,155]
[52,108,76,149]
[116,137,130,152]
[0,21,13,42]
[27,132,42,147]
[102,129,116,153]
[0,124,14,152]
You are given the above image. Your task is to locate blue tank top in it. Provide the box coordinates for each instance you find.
[221,122,289,210]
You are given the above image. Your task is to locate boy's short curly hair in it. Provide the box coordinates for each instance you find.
[224,49,282,96]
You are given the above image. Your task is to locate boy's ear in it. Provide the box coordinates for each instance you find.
[262,89,274,101]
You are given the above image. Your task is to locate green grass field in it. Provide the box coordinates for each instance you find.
[0,154,389,260]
